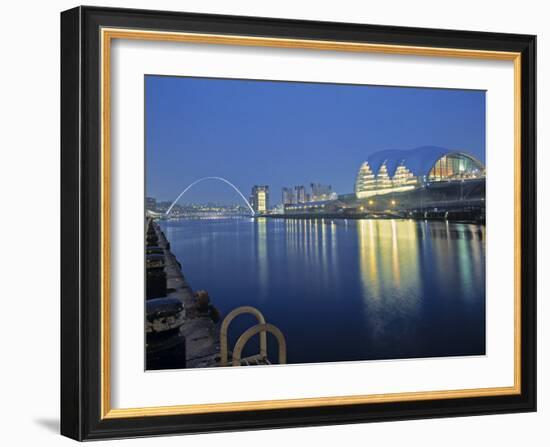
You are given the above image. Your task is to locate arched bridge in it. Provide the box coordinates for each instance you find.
[165,176,255,216]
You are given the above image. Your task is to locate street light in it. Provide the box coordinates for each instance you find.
[391,200,396,206]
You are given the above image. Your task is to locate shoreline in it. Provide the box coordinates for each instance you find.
[259,214,485,225]
[162,214,486,225]
[150,221,221,368]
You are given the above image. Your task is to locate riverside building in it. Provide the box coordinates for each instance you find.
[250,185,269,213]
[355,146,485,199]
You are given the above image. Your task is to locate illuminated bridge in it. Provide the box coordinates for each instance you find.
[165,176,255,216]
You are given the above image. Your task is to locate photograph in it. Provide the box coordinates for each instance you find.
[144,75,487,370]
[56,4,538,441]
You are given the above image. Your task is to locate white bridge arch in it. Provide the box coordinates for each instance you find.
[165,176,255,216]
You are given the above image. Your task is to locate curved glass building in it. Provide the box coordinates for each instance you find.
[355,146,485,199]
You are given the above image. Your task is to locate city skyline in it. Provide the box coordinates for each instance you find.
[144,73,488,371]
[146,75,486,205]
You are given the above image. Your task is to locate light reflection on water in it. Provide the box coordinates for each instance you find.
[161,217,485,364]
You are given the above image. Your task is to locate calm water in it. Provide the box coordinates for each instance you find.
[160,218,486,365]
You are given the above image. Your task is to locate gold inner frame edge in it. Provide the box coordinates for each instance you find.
[100,27,522,419]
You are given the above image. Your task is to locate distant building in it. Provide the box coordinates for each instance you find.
[355,146,486,198]
[284,200,339,215]
[146,196,157,211]
[294,185,306,203]
[282,187,295,205]
[250,185,269,213]
[271,203,285,215]
[310,183,333,202]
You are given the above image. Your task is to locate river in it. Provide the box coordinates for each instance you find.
[160,217,486,365]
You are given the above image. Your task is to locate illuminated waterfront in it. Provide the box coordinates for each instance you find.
[160,217,485,364]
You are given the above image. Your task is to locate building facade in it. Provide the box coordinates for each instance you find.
[282,187,295,205]
[294,185,306,203]
[355,146,485,199]
[310,183,334,202]
[250,185,270,213]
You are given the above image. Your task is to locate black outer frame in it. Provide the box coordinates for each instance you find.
[60,5,536,441]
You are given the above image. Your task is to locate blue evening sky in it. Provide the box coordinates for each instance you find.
[145,75,485,205]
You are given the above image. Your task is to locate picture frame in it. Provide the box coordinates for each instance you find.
[60,5,536,441]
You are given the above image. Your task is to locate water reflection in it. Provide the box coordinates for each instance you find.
[255,218,268,300]
[357,220,422,342]
[160,217,486,364]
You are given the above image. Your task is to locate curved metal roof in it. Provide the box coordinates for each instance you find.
[365,146,483,178]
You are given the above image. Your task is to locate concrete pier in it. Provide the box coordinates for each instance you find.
[151,222,221,368]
